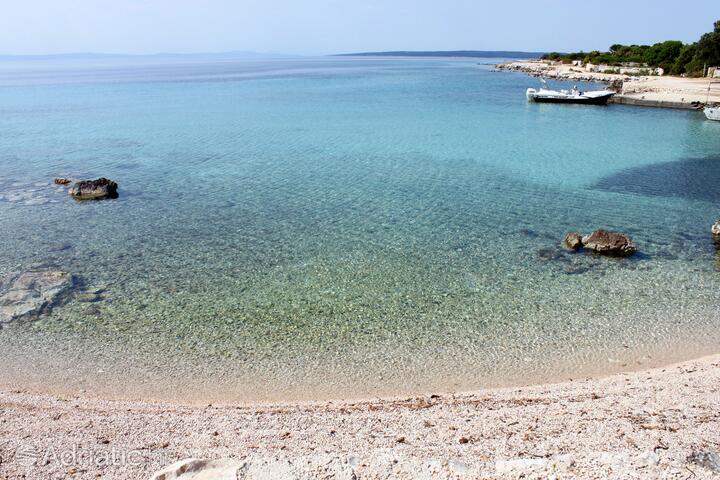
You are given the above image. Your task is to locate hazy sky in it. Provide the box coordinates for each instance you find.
[1,0,718,55]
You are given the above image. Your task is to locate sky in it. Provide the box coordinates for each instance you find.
[0,0,718,56]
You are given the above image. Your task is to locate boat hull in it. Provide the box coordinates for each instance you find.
[530,93,614,105]
[704,107,720,121]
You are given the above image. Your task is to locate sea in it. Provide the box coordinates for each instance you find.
[1,55,719,403]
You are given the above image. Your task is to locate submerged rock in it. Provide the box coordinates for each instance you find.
[563,232,583,250]
[581,229,636,256]
[76,292,102,303]
[536,247,565,261]
[54,178,72,186]
[0,185,55,205]
[69,178,118,200]
[0,271,73,324]
[712,219,720,236]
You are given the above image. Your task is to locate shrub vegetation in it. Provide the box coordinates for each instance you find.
[541,21,720,76]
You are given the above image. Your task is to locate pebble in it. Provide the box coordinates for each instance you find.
[77,293,102,303]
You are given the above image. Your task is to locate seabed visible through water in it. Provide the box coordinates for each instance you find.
[1,57,719,403]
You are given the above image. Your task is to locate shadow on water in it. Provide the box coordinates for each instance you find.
[593,156,720,203]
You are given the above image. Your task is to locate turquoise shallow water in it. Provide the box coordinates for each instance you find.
[1,57,720,403]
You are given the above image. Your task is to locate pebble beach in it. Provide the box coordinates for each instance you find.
[1,355,719,479]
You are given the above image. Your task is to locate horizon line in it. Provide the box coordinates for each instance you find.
[0,49,549,59]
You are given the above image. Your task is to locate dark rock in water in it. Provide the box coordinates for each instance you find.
[69,178,118,200]
[0,271,74,324]
[712,219,720,236]
[564,232,583,250]
[581,230,636,256]
[564,264,590,275]
[76,292,102,303]
[537,247,566,261]
[47,242,73,253]
[84,305,102,316]
[54,178,72,186]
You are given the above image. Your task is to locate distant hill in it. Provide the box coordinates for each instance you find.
[336,50,544,59]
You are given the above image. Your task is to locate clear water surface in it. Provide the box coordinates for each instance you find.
[1,56,719,403]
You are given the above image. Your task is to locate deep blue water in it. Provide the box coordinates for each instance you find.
[1,56,719,403]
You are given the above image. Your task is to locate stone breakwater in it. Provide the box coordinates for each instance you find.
[496,61,626,84]
[496,61,717,110]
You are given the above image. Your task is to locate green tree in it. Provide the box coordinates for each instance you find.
[643,40,683,70]
[671,43,697,75]
[689,20,720,74]
[538,20,720,76]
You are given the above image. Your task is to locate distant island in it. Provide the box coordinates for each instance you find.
[336,50,544,59]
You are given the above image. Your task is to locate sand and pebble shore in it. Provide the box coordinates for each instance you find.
[1,354,719,479]
[496,60,720,109]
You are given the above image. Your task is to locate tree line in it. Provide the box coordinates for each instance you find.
[542,21,720,76]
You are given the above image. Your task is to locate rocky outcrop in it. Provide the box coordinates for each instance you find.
[712,219,720,236]
[69,178,118,200]
[561,230,637,256]
[0,271,73,324]
[495,61,628,84]
[581,230,636,256]
[563,232,583,250]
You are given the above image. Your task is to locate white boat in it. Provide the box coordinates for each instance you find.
[526,79,615,105]
[705,106,720,121]
[703,79,720,120]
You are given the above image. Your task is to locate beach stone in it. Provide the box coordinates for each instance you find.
[0,271,73,324]
[495,458,549,475]
[564,232,583,250]
[69,178,118,200]
[712,219,720,236]
[581,230,636,256]
[53,178,72,185]
[688,450,720,473]
[149,458,244,480]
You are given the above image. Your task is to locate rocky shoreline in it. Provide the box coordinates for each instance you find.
[496,60,717,110]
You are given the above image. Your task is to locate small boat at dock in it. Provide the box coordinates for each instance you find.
[704,106,720,121]
[526,79,615,105]
[703,79,720,120]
